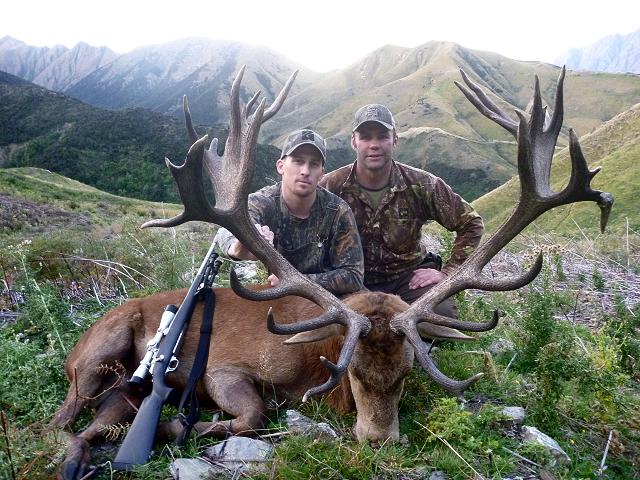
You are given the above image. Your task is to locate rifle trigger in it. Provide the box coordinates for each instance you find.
[167,356,179,372]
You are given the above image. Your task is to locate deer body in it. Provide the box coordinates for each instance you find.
[51,289,416,479]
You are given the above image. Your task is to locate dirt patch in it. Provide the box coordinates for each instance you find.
[0,193,91,234]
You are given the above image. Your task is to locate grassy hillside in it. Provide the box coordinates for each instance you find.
[270,43,640,142]
[0,71,282,202]
[398,127,518,200]
[473,103,640,235]
[0,167,182,238]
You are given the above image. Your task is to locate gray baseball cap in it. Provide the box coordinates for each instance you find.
[280,129,327,164]
[353,104,396,131]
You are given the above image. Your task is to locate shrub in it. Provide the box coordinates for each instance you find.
[602,295,640,376]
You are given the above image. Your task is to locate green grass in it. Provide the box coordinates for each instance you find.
[0,167,183,238]
[1,230,637,479]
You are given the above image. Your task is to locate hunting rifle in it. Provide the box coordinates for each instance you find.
[112,242,222,470]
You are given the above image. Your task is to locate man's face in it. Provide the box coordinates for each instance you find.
[351,122,397,172]
[276,144,324,198]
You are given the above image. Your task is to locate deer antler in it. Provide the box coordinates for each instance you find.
[143,67,371,400]
[390,67,614,396]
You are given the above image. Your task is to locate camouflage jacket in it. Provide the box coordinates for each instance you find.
[319,161,484,284]
[215,183,364,295]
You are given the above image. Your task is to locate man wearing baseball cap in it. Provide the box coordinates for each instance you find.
[215,129,364,295]
[320,105,483,314]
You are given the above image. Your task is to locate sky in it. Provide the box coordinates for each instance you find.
[2,0,639,72]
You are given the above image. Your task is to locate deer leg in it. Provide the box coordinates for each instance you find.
[50,311,135,429]
[50,362,129,430]
[57,389,141,480]
[189,369,267,438]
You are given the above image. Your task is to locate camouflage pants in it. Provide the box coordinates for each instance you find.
[364,260,457,318]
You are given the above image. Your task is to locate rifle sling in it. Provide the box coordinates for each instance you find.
[175,287,215,445]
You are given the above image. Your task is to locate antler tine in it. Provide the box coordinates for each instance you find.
[243,90,262,119]
[228,65,245,149]
[265,307,343,335]
[302,342,357,401]
[391,68,613,397]
[472,252,544,291]
[565,129,614,232]
[183,95,199,144]
[141,136,215,228]
[455,69,519,137]
[546,66,566,136]
[262,71,298,122]
[405,318,486,397]
[530,76,546,135]
[263,307,361,401]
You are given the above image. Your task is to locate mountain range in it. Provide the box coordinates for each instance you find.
[555,28,640,74]
[0,36,117,92]
[1,35,639,202]
[0,36,317,125]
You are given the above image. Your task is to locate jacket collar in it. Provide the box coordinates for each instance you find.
[342,159,409,193]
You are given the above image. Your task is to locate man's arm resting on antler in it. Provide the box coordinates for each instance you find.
[214,190,274,260]
[217,225,274,260]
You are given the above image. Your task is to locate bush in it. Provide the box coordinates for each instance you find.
[602,295,640,376]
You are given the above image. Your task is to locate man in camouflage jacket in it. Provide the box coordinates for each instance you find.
[215,129,364,296]
[319,105,483,313]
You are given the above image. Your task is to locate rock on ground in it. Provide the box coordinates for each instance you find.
[204,436,273,474]
[522,425,571,465]
[285,409,339,440]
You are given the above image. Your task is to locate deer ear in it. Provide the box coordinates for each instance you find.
[284,324,345,344]
[417,323,474,341]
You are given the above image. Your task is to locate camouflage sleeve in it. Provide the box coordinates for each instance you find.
[306,205,364,295]
[213,227,236,256]
[425,176,484,275]
[213,190,271,257]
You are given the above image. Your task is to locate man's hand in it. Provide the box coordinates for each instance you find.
[408,268,446,290]
[267,274,280,287]
[227,224,274,260]
[256,224,274,244]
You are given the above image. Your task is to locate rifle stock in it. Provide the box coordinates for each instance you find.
[111,383,172,470]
